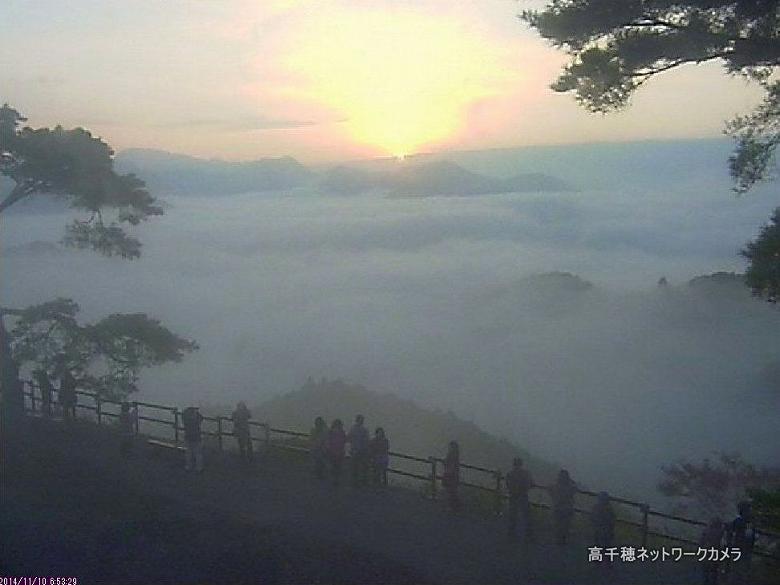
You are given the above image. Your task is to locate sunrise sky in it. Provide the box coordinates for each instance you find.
[1,0,767,162]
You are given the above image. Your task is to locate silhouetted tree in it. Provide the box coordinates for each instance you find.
[748,486,780,530]
[0,104,195,407]
[8,298,197,399]
[742,207,780,302]
[658,453,780,519]
[522,1,778,192]
[522,2,779,300]
[0,103,162,255]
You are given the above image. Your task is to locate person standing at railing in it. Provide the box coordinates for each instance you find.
[310,416,328,480]
[347,414,370,488]
[231,401,253,465]
[370,427,389,487]
[726,501,756,584]
[591,492,615,550]
[182,406,204,472]
[58,368,77,420]
[506,457,534,542]
[549,469,577,545]
[328,419,347,486]
[700,516,724,585]
[33,369,53,417]
[442,440,460,513]
[118,401,138,458]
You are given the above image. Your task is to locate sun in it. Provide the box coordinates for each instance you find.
[282,8,510,157]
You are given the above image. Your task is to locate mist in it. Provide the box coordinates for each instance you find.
[2,140,778,504]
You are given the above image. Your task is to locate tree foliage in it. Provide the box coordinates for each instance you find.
[747,486,780,530]
[742,206,780,301]
[522,1,780,301]
[658,452,780,519]
[521,0,779,192]
[8,298,198,400]
[0,104,195,404]
[0,103,162,258]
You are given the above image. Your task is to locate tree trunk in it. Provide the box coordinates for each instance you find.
[0,313,24,427]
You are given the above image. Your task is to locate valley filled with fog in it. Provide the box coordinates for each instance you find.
[2,139,778,503]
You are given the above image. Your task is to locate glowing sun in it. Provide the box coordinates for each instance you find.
[282,8,510,157]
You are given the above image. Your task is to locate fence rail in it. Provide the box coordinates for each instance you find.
[10,379,779,561]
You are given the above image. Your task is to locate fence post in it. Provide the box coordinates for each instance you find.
[494,470,503,515]
[264,423,271,450]
[217,417,224,451]
[96,394,102,425]
[429,457,438,500]
[173,408,180,443]
[641,504,650,548]
[29,381,37,413]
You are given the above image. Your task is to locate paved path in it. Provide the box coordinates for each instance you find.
[2,415,702,584]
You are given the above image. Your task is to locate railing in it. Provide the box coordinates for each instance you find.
[13,380,780,561]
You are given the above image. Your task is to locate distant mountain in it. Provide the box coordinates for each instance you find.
[115,149,312,195]
[438,138,741,192]
[686,272,752,302]
[390,161,573,196]
[321,160,574,197]
[116,149,574,197]
[319,166,382,195]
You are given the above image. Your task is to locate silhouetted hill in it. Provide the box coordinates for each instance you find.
[321,160,573,196]
[253,379,558,480]
[115,149,312,195]
[687,271,746,292]
[319,166,381,195]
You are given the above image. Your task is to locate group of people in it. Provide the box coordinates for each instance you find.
[442,446,591,547]
[170,406,393,486]
[132,402,250,473]
[32,367,77,419]
[309,414,390,487]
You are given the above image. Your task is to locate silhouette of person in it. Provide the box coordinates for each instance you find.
[327,419,346,486]
[549,469,577,544]
[118,401,138,457]
[505,457,534,541]
[182,406,204,472]
[370,427,389,486]
[231,401,253,465]
[591,492,615,549]
[310,416,328,480]
[33,369,53,417]
[347,414,370,487]
[58,368,77,420]
[442,440,460,513]
[700,516,724,585]
[726,501,756,584]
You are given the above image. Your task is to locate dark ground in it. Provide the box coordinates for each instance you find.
[1,414,708,584]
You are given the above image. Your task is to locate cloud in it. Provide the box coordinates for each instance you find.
[152,115,321,131]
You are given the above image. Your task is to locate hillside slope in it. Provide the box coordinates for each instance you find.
[253,379,559,481]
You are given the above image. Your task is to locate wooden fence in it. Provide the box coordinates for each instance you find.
[15,380,780,561]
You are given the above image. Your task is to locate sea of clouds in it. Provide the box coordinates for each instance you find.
[2,140,778,501]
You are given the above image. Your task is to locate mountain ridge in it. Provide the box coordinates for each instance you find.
[115,148,574,197]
